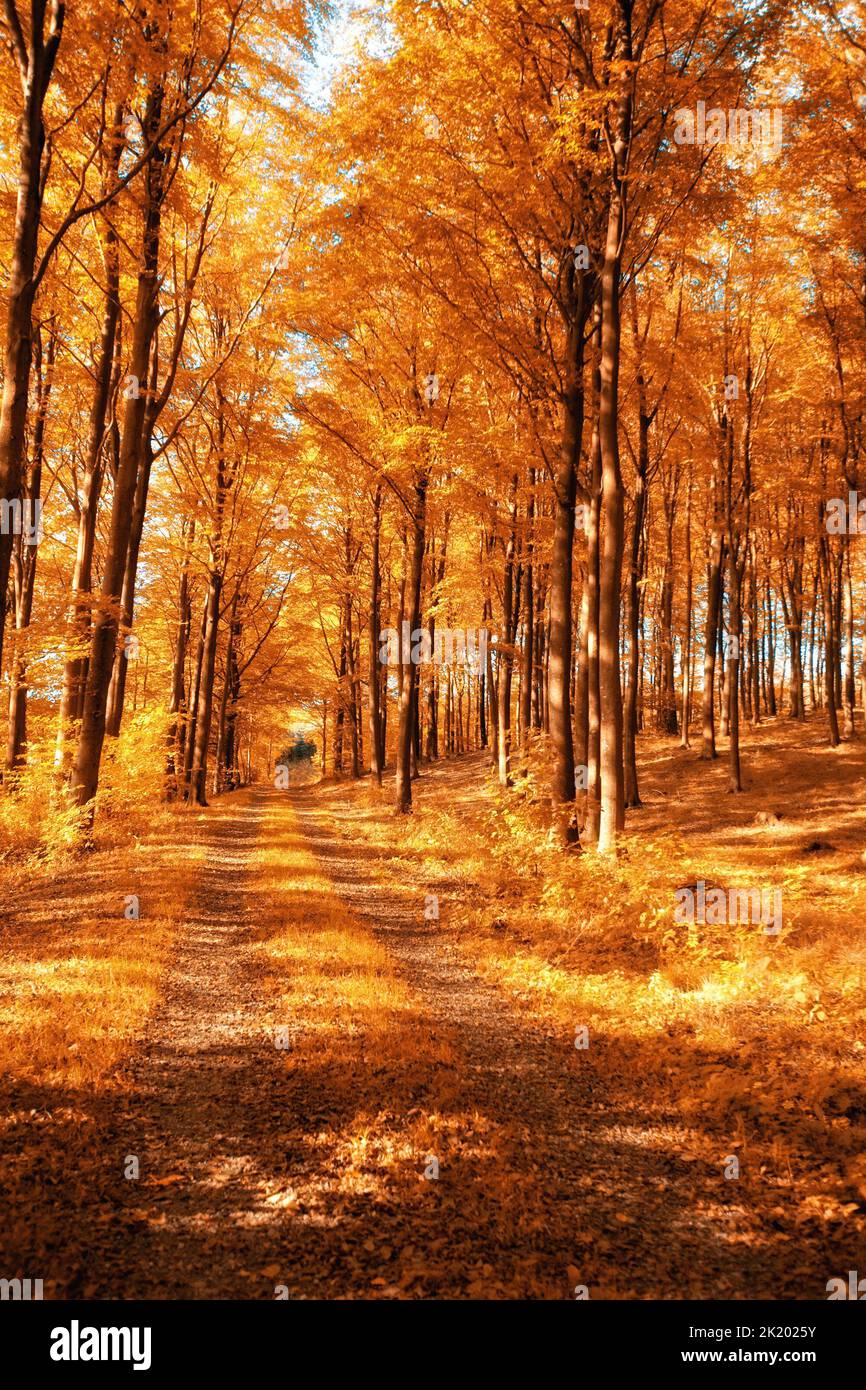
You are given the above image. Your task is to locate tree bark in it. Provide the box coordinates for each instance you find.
[165,518,194,796]
[69,84,166,812]
[6,320,55,771]
[497,472,519,789]
[394,469,428,813]
[680,469,693,747]
[0,0,65,677]
[549,273,589,835]
[624,366,648,805]
[596,41,631,854]
[368,484,384,782]
[104,422,155,736]
[55,107,123,774]
[843,538,856,736]
[702,445,725,758]
[520,473,535,750]
[819,527,841,747]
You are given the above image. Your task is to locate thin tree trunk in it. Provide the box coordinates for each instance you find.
[681,470,693,747]
[368,484,384,783]
[549,278,588,835]
[166,519,194,797]
[819,530,841,747]
[727,546,743,792]
[624,372,648,805]
[6,321,55,771]
[189,567,222,805]
[702,465,724,758]
[213,592,240,796]
[597,123,629,851]
[395,469,428,813]
[183,600,208,794]
[520,473,535,750]
[497,473,519,789]
[843,538,856,736]
[346,596,360,778]
[585,388,602,844]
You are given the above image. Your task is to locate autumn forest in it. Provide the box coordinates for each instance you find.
[1,0,865,1331]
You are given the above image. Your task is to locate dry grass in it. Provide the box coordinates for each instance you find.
[0,709,173,869]
[317,718,866,1231]
[2,717,863,1297]
[0,788,208,1295]
[0,805,205,1091]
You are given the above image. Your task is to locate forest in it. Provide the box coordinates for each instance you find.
[0,0,865,1319]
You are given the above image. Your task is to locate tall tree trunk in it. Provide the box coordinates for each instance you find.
[596,101,629,852]
[69,85,166,812]
[334,605,346,775]
[213,591,239,796]
[346,596,360,778]
[189,567,222,806]
[6,321,55,771]
[55,108,123,774]
[533,571,545,729]
[748,541,760,726]
[765,577,777,716]
[368,484,384,783]
[843,538,856,736]
[166,518,194,797]
[681,470,693,747]
[497,473,519,789]
[104,185,213,741]
[395,469,427,813]
[549,278,589,835]
[702,458,724,758]
[190,374,231,807]
[223,631,241,792]
[727,546,743,792]
[624,382,648,806]
[784,568,804,719]
[484,587,497,761]
[575,560,589,768]
[520,473,535,750]
[658,502,678,735]
[104,425,155,736]
[584,388,603,844]
[0,0,65,678]
[819,529,841,747]
[183,600,208,794]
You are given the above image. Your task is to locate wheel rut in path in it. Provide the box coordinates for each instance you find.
[290,786,841,1299]
[31,787,841,1299]
[67,791,293,1298]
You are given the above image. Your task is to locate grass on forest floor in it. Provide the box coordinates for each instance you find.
[0,805,206,1090]
[0,791,205,1280]
[315,717,866,1229]
[1,718,863,1296]
[0,797,206,1293]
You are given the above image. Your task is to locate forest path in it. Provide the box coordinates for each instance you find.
[284,784,828,1299]
[5,774,850,1298]
[49,790,299,1297]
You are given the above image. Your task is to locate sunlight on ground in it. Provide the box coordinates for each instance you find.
[319,722,866,1235]
[0,809,204,1089]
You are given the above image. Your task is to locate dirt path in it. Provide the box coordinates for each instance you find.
[288,788,847,1299]
[59,792,295,1297]
[6,783,852,1299]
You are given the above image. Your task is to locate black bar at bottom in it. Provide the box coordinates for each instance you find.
[0,1298,860,1378]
